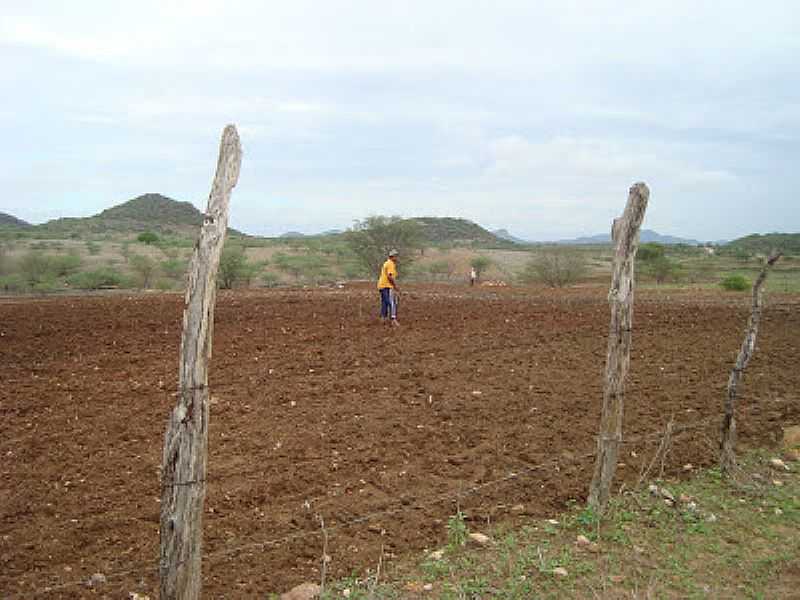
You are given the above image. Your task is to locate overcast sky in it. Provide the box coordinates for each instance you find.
[1,1,797,241]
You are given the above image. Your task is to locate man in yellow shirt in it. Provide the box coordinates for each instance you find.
[377,249,400,325]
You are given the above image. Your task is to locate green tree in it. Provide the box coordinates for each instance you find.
[129,254,158,288]
[137,231,159,245]
[50,253,82,277]
[218,245,260,289]
[636,242,665,262]
[470,256,492,282]
[17,252,55,289]
[644,255,681,284]
[161,257,187,281]
[344,216,424,276]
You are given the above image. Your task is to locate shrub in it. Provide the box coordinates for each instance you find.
[67,268,124,290]
[521,249,587,287]
[17,252,54,288]
[0,274,25,292]
[85,241,101,255]
[428,260,454,280]
[643,255,681,284]
[50,253,83,277]
[160,257,187,281]
[129,254,158,288]
[720,274,750,291]
[261,271,280,288]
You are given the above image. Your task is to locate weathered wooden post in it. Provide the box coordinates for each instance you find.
[720,252,782,476]
[160,125,242,599]
[588,182,649,512]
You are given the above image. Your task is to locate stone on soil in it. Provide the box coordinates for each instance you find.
[281,582,321,600]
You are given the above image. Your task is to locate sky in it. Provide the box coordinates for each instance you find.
[1,1,798,241]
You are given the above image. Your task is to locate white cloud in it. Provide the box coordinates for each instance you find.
[0,1,797,242]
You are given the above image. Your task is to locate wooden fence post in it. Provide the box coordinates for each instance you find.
[159,125,242,599]
[720,252,782,476]
[587,182,649,513]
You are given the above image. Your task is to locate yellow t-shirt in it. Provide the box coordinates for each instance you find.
[377,258,397,289]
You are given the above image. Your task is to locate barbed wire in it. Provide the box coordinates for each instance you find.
[5,411,733,599]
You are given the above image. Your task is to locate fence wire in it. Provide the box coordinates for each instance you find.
[6,411,738,599]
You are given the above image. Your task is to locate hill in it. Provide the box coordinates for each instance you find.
[556,229,701,246]
[725,232,800,255]
[411,217,517,247]
[32,193,243,238]
[492,228,530,244]
[0,212,32,229]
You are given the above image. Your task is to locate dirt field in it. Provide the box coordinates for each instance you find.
[1,284,799,598]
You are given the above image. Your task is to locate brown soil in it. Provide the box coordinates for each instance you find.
[1,285,798,598]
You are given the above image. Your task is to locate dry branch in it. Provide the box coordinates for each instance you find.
[159,125,242,600]
[588,182,649,512]
[720,252,782,476]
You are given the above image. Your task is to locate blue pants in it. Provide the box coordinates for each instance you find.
[379,288,397,319]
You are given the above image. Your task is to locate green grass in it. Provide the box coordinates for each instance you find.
[317,450,800,599]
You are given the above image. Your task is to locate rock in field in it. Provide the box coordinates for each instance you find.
[281,582,321,600]
[468,532,490,545]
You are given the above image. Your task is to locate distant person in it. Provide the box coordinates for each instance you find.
[377,249,400,326]
[470,266,477,286]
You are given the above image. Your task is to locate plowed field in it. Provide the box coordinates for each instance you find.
[1,285,798,598]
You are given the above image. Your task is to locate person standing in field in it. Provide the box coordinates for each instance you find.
[470,266,477,286]
[378,249,400,326]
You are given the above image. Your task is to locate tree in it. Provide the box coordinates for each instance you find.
[344,216,424,276]
[637,243,679,284]
[636,242,665,262]
[217,245,247,289]
[521,249,587,287]
[161,257,188,282]
[470,256,491,282]
[50,253,82,277]
[217,245,260,289]
[137,231,159,245]
[645,255,680,284]
[428,260,454,281]
[18,252,54,289]
[130,254,158,288]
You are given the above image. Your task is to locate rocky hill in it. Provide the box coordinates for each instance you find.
[725,232,800,255]
[411,217,516,247]
[33,193,243,237]
[0,212,32,229]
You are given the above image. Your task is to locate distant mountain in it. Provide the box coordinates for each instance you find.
[33,193,243,237]
[279,231,306,238]
[724,232,800,254]
[492,228,530,244]
[555,229,701,246]
[411,217,517,247]
[0,212,32,229]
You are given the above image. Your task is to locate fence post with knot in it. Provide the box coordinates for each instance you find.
[588,182,649,513]
[720,252,782,477]
[159,125,242,600]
